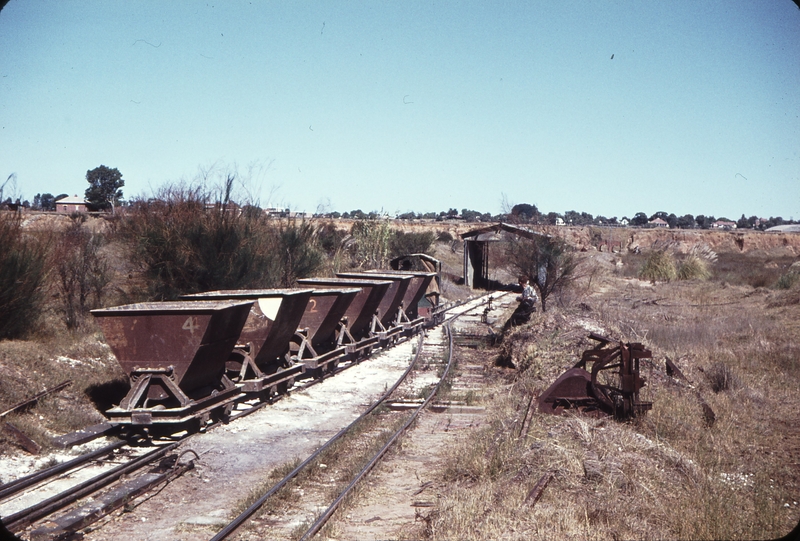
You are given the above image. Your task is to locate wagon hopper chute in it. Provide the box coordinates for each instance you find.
[297,277,391,356]
[181,289,313,397]
[91,300,253,429]
[290,287,360,375]
[366,270,436,330]
[335,272,412,340]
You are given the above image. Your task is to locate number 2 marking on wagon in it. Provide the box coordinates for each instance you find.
[182,317,199,335]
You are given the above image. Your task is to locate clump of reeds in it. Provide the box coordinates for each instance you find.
[638,250,677,283]
[678,254,712,281]
[706,361,740,393]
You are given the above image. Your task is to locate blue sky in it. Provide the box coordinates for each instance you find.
[1,1,798,219]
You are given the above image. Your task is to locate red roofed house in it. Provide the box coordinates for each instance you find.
[647,218,669,228]
[55,195,88,214]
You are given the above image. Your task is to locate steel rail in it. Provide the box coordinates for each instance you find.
[0,440,127,501]
[210,293,495,541]
[298,322,456,541]
[4,442,179,533]
[211,334,414,429]
[0,329,416,534]
[4,294,498,538]
[208,331,426,541]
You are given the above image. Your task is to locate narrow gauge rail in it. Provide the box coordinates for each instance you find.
[0,335,414,539]
[2,443,179,533]
[1,292,497,539]
[209,295,491,541]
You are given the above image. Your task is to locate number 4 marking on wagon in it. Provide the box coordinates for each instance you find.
[182,317,199,335]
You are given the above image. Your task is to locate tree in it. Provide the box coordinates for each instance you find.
[505,234,578,312]
[666,213,678,229]
[695,215,715,229]
[545,212,562,225]
[511,203,539,223]
[53,221,110,329]
[461,209,482,222]
[676,214,695,229]
[736,214,750,229]
[631,212,649,226]
[85,165,124,211]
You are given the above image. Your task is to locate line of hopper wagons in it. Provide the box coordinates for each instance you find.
[90,269,442,435]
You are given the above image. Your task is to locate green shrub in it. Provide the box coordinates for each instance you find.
[350,219,392,269]
[678,254,711,281]
[389,230,436,258]
[436,230,454,243]
[120,187,323,299]
[638,250,677,283]
[275,220,324,286]
[775,270,800,290]
[0,214,49,339]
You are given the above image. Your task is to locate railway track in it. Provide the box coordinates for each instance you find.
[1,293,503,541]
[210,296,494,540]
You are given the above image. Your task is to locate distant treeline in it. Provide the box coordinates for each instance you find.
[326,204,796,231]
[14,195,796,231]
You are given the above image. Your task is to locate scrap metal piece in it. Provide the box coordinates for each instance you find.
[0,381,71,418]
[3,423,41,454]
[525,472,554,507]
[539,334,653,420]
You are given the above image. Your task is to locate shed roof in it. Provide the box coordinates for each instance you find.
[55,195,88,204]
[460,222,548,241]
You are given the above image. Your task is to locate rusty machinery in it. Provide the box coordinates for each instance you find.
[539,333,652,420]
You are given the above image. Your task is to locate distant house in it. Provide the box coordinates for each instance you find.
[620,218,630,226]
[647,218,669,228]
[555,217,565,226]
[711,220,737,230]
[55,195,88,214]
[264,207,290,218]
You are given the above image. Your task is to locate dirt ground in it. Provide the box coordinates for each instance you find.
[328,311,498,541]
[10,340,418,541]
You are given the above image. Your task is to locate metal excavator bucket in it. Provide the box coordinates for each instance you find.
[538,333,653,420]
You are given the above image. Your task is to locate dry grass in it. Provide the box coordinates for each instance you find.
[418,252,800,540]
[231,406,410,540]
[0,328,126,453]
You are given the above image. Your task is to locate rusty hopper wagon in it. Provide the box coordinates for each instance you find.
[335,272,412,340]
[297,277,392,356]
[366,270,436,329]
[91,300,253,431]
[181,289,313,398]
[290,287,360,376]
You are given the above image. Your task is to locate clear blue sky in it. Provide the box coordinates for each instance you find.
[1,1,798,220]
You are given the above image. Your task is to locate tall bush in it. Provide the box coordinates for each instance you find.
[276,220,324,287]
[350,219,392,269]
[121,187,323,298]
[389,230,436,259]
[53,220,110,329]
[505,234,577,312]
[0,214,49,339]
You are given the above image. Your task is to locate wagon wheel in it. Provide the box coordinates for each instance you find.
[589,349,624,413]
